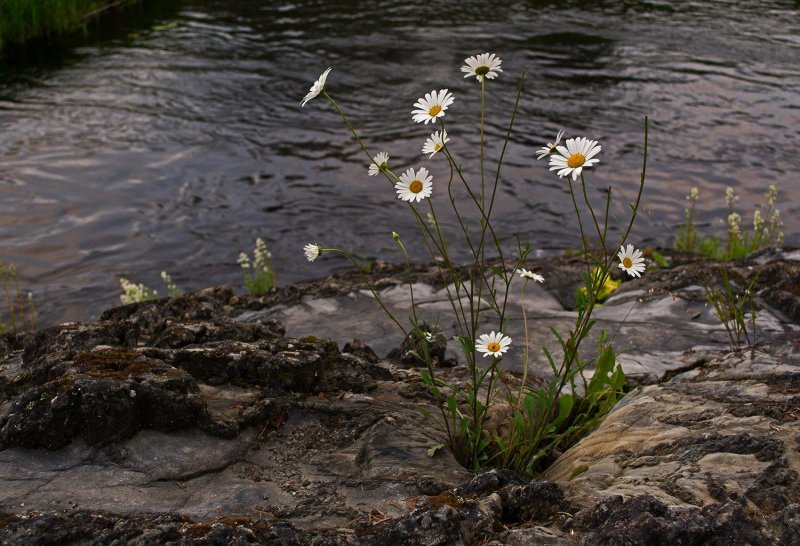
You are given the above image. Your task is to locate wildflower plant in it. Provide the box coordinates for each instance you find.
[675,185,784,259]
[299,56,648,474]
[0,262,37,334]
[238,238,275,296]
[119,271,181,304]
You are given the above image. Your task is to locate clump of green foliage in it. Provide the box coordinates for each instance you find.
[1,262,37,334]
[0,0,116,50]
[676,185,783,259]
[704,269,760,352]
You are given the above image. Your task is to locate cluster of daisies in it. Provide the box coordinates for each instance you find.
[299,53,646,359]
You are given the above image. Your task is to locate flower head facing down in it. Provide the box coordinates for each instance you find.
[304,243,321,262]
[617,244,646,278]
[412,89,454,124]
[368,151,390,176]
[422,130,450,158]
[548,137,601,181]
[476,331,512,358]
[535,129,565,160]
[515,268,544,283]
[461,53,503,82]
[301,67,332,107]
[396,167,433,202]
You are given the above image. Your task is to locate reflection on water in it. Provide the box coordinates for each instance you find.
[0,0,799,326]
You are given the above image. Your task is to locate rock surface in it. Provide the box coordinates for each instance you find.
[0,251,798,544]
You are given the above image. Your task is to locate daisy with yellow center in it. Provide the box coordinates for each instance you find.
[535,129,565,160]
[368,151,390,176]
[422,130,450,158]
[548,137,601,181]
[300,67,332,107]
[395,167,433,202]
[475,331,512,358]
[461,53,503,82]
[617,244,645,277]
[412,89,455,124]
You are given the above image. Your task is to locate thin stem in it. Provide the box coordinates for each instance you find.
[325,248,408,338]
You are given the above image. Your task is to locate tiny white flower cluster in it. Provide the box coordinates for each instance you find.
[725,187,739,209]
[119,277,157,305]
[238,238,275,295]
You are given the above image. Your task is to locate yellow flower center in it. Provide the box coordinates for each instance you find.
[434,143,442,151]
[567,153,585,168]
[409,180,423,193]
[623,257,633,269]
[428,104,442,117]
[486,342,501,353]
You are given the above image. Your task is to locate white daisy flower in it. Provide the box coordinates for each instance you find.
[412,89,454,124]
[368,151,390,176]
[548,137,601,181]
[617,244,645,278]
[304,243,321,262]
[422,130,450,158]
[475,331,512,358]
[461,53,503,82]
[395,167,433,202]
[301,67,332,107]
[535,129,565,160]
[515,268,544,283]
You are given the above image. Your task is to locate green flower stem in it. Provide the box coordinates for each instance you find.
[323,248,408,338]
[580,172,606,255]
[616,117,648,251]
[392,233,418,328]
[516,279,531,409]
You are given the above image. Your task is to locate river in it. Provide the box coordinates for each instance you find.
[1,0,798,326]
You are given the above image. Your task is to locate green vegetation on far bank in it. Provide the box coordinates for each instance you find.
[0,0,129,51]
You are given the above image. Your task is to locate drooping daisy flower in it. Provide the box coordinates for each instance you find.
[617,244,645,278]
[475,331,512,358]
[461,53,503,82]
[368,151,390,176]
[412,89,454,124]
[304,243,321,262]
[515,268,545,283]
[535,129,565,160]
[395,167,433,202]
[548,137,601,181]
[301,67,332,107]
[422,130,450,158]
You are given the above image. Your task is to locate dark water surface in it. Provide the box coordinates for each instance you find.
[1,0,799,326]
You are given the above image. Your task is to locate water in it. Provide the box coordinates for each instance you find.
[1,0,799,327]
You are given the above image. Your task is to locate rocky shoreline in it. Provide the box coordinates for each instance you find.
[1,251,798,545]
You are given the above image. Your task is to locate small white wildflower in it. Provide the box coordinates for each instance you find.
[548,137,601,181]
[728,212,741,237]
[535,130,565,160]
[237,252,251,269]
[422,130,449,158]
[461,53,503,82]
[753,210,764,232]
[617,245,646,278]
[766,184,778,208]
[368,151,390,177]
[688,187,699,201]
[725,187,739,209]
[475,331,512,358]
[301,67,332,107]
[304,243,321,262]
[411,89,455,124]
[395,167,433,202]
[515,268,544,283]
